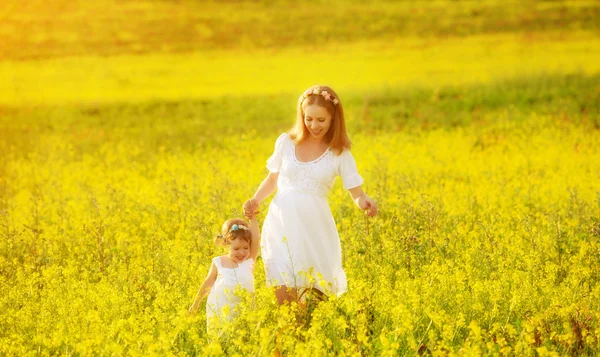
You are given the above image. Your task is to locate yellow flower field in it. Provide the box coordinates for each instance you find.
[1,0,599,355]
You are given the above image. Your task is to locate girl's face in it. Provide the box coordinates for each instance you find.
[304,104,332,142]
[228,238,250,263]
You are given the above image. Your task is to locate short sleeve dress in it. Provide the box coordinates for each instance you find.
[206,256,255,326]
[261,133,364,296]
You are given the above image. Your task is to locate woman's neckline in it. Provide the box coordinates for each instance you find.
[293,141,331,164]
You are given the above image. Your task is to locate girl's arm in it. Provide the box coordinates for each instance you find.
[248,215,260,261]
[243,172,279,216]
[188,262,218,314]
[348,186,378,217]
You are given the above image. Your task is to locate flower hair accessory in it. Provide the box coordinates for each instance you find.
[300,88,339,105]
[229,224,249,233]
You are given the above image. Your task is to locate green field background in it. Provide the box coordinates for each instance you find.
[1,0,600,356]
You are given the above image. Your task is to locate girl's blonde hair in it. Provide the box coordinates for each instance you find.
[213,218,252,246]
[289,85,351,155]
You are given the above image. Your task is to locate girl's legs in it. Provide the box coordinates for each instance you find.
[274,285,297,305]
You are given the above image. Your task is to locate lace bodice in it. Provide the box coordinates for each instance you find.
[266,133,363,197]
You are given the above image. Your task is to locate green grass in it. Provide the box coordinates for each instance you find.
[1,32,599,106]
[1,0,598,60]
[1,73,598,156]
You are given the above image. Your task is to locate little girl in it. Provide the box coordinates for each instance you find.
[188,214,260,327]
[244,84,378,304]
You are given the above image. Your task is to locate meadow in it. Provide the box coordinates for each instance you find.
[1,0,600,355]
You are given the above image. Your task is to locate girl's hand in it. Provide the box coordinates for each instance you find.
[357,194,378,217]
[243,198,259,218]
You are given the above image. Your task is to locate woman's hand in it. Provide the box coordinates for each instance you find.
[243,198,259,218]
[348,186,378,217]
[356,194,378,217]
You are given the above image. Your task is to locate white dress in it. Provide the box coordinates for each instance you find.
[261,133,364,296]
[206,256,255,326]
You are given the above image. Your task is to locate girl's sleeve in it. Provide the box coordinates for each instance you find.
[339,149,364,190]
[266,133,287,172]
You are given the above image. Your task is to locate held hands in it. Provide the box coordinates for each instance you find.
[356,194,378,217]
[243,198,259,219]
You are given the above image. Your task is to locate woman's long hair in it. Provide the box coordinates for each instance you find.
[289,85,351,155]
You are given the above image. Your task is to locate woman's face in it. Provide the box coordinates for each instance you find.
[303,104,332,142]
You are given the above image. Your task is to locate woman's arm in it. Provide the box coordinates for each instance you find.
[188,262,218,314]
[348,185,378,217]
[248,215,260,261]
[244,172,279,216]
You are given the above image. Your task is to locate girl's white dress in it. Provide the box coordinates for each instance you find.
[206,256,254,325]
[261,133,364,296]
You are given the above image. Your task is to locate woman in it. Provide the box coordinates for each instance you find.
[243,85,378,304]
